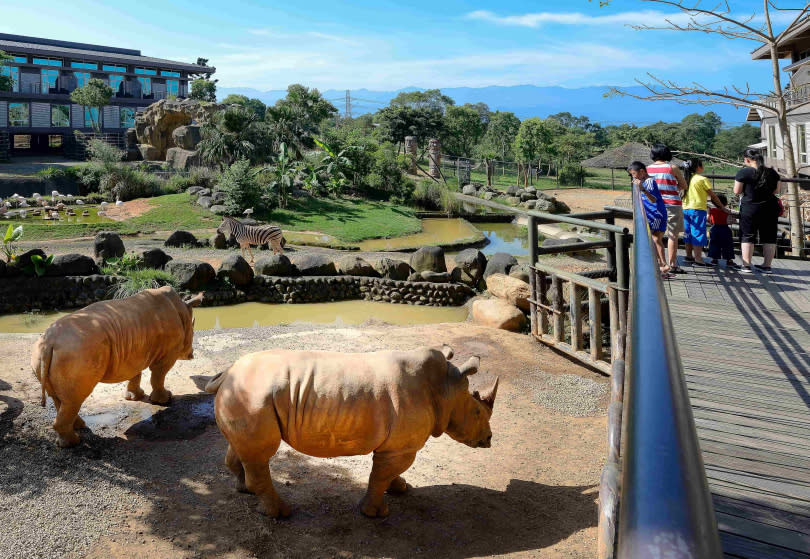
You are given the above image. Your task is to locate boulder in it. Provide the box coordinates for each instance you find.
[209,204,228,215]
[482,192,494,201]
[138,144,160,161]
[165,230,199,248]
[134,98,223,160]
[172,124,202,150]
[46,253,99,276]
[196,196,213,209]
[454,249,487,287]
[471,299,527,332]
[407,272,426,282]
[334,255,377,277]
[506,185,520,196]
[541,237,583,248]
[198,188,212,197]
[483,252,518,279]
[410,246,447,273]
[486,273,531,311]
[217,255,254,287]
[187,186,205,196]
[211,232,228,249]
[522,200,537,210]
[372,258,413,281]
[211,191,227,204]
[505,196,520,205]
[141,248,172,270]
[509,264,531,284]
[93,231,125,262]
[420,271,451,283]
[462,184,478,195]
[254,254,293,276]
[520,191,537,202]
[166,259,215,291]
[534,198,554,212]
[12,248,46,271]
[165,147,201,171]
[553,199,571,214]
[290,253,337,276]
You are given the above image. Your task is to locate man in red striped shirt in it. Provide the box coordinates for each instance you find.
[647,145,688,273]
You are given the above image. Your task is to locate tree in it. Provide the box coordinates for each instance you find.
[265,103,319,158]
[190,78,217,102]
[198,105,270,168]
[607,0,808,253]
[481,111,521,160]
[0,50,13,92]
[514,117,553,185]
[222,94,266,120]
[443,105,487,157]
[70,78,112,132]
[390,89,455,113]
[374,105,444,148]
[712,124,761,161]
[274,84,338,125]
[257,143,296,208]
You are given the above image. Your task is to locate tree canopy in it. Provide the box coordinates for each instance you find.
[222,94,266,120]
[69,78,113,131]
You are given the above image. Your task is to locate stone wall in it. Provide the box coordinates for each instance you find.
[0,275,123,313]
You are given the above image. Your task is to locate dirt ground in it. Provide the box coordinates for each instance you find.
[0,322,608,559]
[543,189,629,215]
[103,199,154,221]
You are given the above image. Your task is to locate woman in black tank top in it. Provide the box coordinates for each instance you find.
[733,148,781,273]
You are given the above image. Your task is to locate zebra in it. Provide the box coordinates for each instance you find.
[217,216,286,263]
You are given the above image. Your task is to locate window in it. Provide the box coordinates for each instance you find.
[11,55,27,63]
[768,125,778,159]
[161,70,180,77]
[109,74,124,95]
[9,103,29,126]
[41,69,59,93]
[51,104,70,127]
[49,135,63,148]
[74,72,91,88]
[166,79,179,98]
[120,106,135,128]
[13,135,31,149]
[84,107,100,128]
[32,57,62,66]
[103,64,127,73]
[137,76,151,96]
[1,66,19,92]
[799,124,808,164]
[135,67,156,75]
[71,61,98,70]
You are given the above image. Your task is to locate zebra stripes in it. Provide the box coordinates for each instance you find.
[218,216,285,263]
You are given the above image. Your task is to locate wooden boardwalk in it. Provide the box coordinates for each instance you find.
[664,257,810,558]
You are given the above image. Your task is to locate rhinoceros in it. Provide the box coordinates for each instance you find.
[204,345,498,518]
[30,286,203,448]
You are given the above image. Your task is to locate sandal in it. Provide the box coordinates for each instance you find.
[684,257,695,263]
[661,271,675,280]
[670,266,687,274]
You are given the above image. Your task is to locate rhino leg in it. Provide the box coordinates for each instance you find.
[53,400,82,448]
[244,461,291,518]
[360,451,417,518]
[148,361,175,405]
[124,374,146,401]
[225,444,249,493]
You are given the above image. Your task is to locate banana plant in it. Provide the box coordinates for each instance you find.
[314,138,355,195]
[255,142,296,208]
[29,254,54,277]
[2,224,23,262]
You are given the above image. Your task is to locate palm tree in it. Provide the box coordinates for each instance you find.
[199,105,269,168]
[256,143,296,208]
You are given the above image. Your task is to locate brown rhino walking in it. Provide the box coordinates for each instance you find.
[205,345,498,518]
[30,286,203,448]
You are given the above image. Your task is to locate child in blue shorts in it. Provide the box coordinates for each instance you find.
[628,161,671,278]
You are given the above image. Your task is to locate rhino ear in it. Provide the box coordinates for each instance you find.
[185,292,204,308]
[440,345,454,360]
[457,356,480,377]
[480,377,499,410]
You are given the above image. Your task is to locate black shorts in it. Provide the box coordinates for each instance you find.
[739,200,778,244]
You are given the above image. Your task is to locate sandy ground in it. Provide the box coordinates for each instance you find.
[103,199,154,221]
[0,321,608,559]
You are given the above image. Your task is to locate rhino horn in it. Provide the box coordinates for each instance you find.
[480,377,499,409]
[458,356,480,377]
[441,345,454,360]
[185,292,204,308]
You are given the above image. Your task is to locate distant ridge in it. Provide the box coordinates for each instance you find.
[217,84,748,126]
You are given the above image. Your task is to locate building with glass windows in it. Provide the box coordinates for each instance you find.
[0,33,215,156]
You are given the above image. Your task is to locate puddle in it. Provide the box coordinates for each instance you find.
[0,301,469,334]
[357,218,481,251]
[125,394,216,441]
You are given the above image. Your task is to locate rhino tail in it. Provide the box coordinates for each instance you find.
[204,371,227,394]
[37,344,54,407]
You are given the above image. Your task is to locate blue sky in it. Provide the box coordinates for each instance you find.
[1,0,797,93]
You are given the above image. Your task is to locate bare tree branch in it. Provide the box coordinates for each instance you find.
[672,149,743,167]
[633,0,773,41]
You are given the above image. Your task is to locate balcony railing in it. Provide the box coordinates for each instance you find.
[763,84,810,110]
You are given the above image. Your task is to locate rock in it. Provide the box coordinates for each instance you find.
[134,98,223,161]
[45,253,99,276]
[454,249,487,287]
[506,185,520,196]
[410,246,447,273]
[482,192,494,201]
[509,264,531,284]
[420,271,451,283]
[165,230,199,248]
[471,299,527,331]
[372,258,413,281]
[209,204,228,215]
[520,191,537,202]
[334,255,377,277]
[172,124,202,150]
[165,147,201,171]
[187,186,204,196]
[541,237,583,248]
[94,231,125,262]
[534,198,554,212]
[137,144,160,161]
[483,252,518,279]
[254,254,293,276]
[141,248,172,270]
[290,253,337,276]
[211,191,227,204]
[196,196,213,209]
[522,200,537,210]
[553,199,571,214]
[505,196,520,205]
[462,184,478,195]
[407,272,426,282]
[197,188,212,197]
[217,255,254,287]
[487,273,531,311]
[211,232,227,249]
[166,259,215,291]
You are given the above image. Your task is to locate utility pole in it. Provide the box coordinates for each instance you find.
[344,89,352,119]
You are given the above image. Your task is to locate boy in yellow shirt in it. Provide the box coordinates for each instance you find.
[681,158,729,266]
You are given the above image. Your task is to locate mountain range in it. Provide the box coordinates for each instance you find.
[216,84,749,126]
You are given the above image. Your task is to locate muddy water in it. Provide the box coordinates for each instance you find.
[0,301,468,334]
[357,218,481,251]
[474,222,530,256]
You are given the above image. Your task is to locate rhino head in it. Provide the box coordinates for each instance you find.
[179,292,204,360]
[443,351,499,449]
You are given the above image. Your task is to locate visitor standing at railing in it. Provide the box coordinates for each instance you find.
[648,145,689,274]
[734,148,781,274]
[681,158,730,267]
[708,192,740,268]
[628,161,672,279]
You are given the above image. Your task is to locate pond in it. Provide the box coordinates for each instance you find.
[0,300,469,334]
[357,218,481,251]
[2,206,112,225]
[474,222,530,256]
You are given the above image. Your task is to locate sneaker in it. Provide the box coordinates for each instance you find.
[755,265,773,274]
[684,257,695,263]
[726,261,741,269]
[693,261,713,267]
[710,259,719,265]
[740,265,753,274]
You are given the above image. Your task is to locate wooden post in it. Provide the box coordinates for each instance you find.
[538,270,549,335]
[606,214,617,281]
[552,275,564,343]
[529,267,538,336]
[589,287,603,362]
[611,167,615,191]
[616,232,630,292]
[528,215,538,267]
[570,282,582,351]
[608,286,620,362]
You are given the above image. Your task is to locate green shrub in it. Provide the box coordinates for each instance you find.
[218,159,264,214]
[187,166,219,188]
[411,180,443,210]
[108,268,176,299]
[87,139,124,164]
[73,163,106,193]
[98,166,164,201]
[558,165,586,186]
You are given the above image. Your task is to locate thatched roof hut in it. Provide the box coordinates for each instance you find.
[581,142,684,189]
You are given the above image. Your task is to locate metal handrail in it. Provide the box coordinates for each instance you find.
[616,187,722,557]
